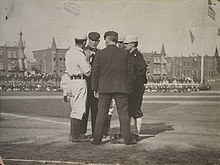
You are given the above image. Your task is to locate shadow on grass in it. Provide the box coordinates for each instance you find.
[110,122,174,142]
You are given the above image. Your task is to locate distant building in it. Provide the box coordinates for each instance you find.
[0,32,27,75]
[32,38,69,76]
[143,43,172,77]
[142,44,220,81]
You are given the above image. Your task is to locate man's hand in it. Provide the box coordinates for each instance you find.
[84,49,93,62]
[94,91,99,99]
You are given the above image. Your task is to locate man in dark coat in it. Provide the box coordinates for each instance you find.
[81,32,100,137]
[124,35,148,140]
[91,31,137,145]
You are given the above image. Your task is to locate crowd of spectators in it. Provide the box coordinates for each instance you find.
[0,74,211,93]
[0,73,61,92]
[145,76,211,93]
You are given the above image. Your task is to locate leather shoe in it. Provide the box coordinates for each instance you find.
[132,133,140,141]
[90,139,101,145]
[71,137,90,142]
[125,139,137,145]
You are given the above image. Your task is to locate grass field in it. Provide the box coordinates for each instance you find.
[0,91,220,165]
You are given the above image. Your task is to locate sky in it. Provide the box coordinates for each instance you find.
[0,0,220,59]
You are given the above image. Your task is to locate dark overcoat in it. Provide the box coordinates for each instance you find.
[91,44,131,94]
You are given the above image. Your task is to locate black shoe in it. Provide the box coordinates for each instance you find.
[125,139,137,145]
[90,139,101,145]
[71,137,90,142]
[132,133,140,141]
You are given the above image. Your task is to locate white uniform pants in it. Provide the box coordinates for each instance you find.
[68,79,87,120]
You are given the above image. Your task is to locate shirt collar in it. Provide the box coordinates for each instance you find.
[130,47,138,54]
[73,45,84,53]
[85,45,97,52]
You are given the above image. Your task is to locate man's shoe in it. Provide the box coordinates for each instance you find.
[71,137,90,142]
[90,139,101,145]
[125,139,137,145]
[132,133,140,141]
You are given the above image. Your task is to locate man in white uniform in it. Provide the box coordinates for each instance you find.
[65,33,91,142]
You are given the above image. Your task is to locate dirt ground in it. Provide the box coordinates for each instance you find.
[0,91,220,165]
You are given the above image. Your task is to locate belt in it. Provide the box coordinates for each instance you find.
[70,75,85,80]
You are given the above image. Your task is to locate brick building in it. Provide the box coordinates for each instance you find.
[143,43,172,78]
[0,32,27,75]
[142,44,220,81]
[32,38,69,76]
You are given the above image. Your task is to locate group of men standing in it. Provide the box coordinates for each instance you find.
[64,30,147,145]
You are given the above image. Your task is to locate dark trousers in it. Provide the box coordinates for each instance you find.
[128,84,145,119]
[70,118,81,139]
[81,89,98,135]
[93,93,132,144]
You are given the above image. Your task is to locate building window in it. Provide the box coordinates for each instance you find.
[54,70,56,73]
[187,61,190,66]
[183,61,186,66]
[60,58,62,61]
[64,58,65,61]
[54,57,56,61]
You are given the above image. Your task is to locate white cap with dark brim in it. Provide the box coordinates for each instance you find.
[118,34,125,42]
[75,33,87,40]
[124,35,138,43]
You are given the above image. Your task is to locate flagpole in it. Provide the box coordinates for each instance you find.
[201,49,204,83]
[201,0,208,84]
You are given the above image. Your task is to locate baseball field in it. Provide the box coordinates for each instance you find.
[0,91,220,165]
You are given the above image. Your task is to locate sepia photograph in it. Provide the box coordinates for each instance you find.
[0,0,220,164]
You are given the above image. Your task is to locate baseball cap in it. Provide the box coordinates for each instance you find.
[104,31,118,39]
[75,33,87,40]
[124,35,138,43]
[88,32,100,41]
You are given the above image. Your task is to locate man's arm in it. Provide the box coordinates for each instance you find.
[77,52,91,77]
[91,51,101,92]
[135,52,147,76]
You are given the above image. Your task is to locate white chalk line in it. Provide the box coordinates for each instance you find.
[1,113,69,125]
[1,112,121,129]
[142,100,220,104]
[143,95,220,98]
[3,158,96,164]
[0,96,62,100]
[1,95,220,100]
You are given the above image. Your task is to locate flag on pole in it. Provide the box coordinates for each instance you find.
[190,30,195,44]
[217,27,220,36]
[208,6,215,20]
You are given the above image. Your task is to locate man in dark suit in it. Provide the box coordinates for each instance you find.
[81,32,100,137]
[124,35,148,140]
[91,31,137,145]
